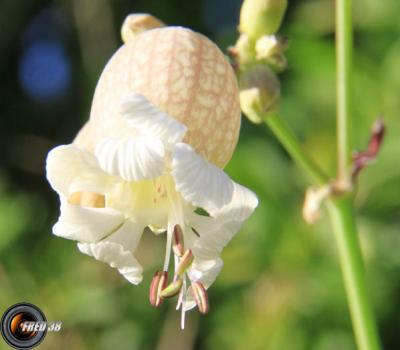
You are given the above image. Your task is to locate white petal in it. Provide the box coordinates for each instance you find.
[188,182,258,260]
[95,136,165,181]
[213,181,259,221]
[182,183,258,311]
[171,143,234,214]
[189,258,223,287]
[121,92,187,145]
[187,215,231,260]
[183,258,223,311]
[53,200,125,243]
[46,145,109,196]
[78,220,144,285]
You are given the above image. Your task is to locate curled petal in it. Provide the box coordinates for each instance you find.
[95,136,165,181]
[53,200,125,243]
[171,143,234,214]
[77,220,144,285]
[121,92,187,145]
[46,144,109,196]
[78,242,143,284]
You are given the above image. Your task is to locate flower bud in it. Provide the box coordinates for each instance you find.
[160,278,183,298]
[239,65,280,123]
[255,35,288,60]
[172,224,185,257]
[176,250,194,276]
[191,281,209,314]
[239,0,288,40]
[149,271,168,307]
[230,34,256,67]
[121,14,165,43]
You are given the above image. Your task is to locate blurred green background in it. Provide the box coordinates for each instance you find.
[0,0,399,349]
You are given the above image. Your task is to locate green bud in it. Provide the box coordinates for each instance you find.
[239,0,288,40]
[231,34,256,67]
[239,65,280,123]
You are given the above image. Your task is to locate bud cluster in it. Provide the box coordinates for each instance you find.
[232,0,288,123]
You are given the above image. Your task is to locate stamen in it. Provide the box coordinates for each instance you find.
[163,222,174,271]
[176,249,194,277]
[180,276,187,330]
[149,271,168,307]
[160,278,183,298]
[191,281,209,314]
[172,224,185,257]
[176,286,183,310]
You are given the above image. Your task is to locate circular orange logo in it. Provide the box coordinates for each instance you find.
[1,303,47,349]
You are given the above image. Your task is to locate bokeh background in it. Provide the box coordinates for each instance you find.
[0,0,399,349]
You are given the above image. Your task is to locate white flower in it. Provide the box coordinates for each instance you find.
[46,92,258,325]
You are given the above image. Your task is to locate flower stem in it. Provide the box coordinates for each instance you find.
[250,1,381,347]
[265,115,329,185]
[336,0,352,189]
[265,114,381,349]
[327,197,381,350]
[333,1,381,347]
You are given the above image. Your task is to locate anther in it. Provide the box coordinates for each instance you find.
[172,225,185,257]
[191,281,209,314]
[160,278,183,298]
[149,271,168,307]
[176,250,194,277]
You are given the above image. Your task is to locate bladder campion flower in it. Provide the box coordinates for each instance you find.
[46,19,257,328]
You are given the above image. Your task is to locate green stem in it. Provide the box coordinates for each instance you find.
[265,115,329,185]
[265,116,381,349]
[327,198,381,350]
[335,0,381,348]
[336,0,352,188]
